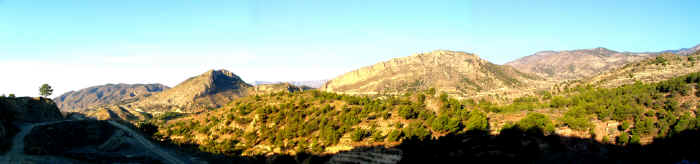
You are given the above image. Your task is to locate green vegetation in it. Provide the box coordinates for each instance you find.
[39,84,53,98]
[158,90,492,156]
[152,71,700,157]
[510,113,555,134]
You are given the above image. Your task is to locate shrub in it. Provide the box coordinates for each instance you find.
[465,110,488,131]
[618,132,629,145]
[386,130,402,142]
[515,113,555,134]
[351,129,371,142]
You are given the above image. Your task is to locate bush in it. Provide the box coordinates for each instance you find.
[465,110,488,131]
[560,107,592,131]
[398,105,418,119]
[403,122,430,141]
[618,132,629,145]
[351,129,371,142]
[386,130,402,142]
[515,113,555,134]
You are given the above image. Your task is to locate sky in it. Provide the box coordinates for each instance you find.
[1,0,699,97]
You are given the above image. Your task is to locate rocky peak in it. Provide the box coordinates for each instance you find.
[322,50,542,98]
[135,69,251,112]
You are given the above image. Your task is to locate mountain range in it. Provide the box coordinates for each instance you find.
[5,44,700,163]
[54,83,169,113]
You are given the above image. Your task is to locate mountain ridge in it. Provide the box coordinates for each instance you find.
[54,83,169,112]
[322,50,546,99]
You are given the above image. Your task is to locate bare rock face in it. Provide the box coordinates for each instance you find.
[505,47,655,81]
[322,50,543,98]
[0,97,63,123]
[54,83,169,112]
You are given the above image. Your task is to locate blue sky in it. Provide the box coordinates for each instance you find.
[1,0,699,97]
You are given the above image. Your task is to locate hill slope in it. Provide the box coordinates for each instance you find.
[505,47,655,81]
[133,69,252,112]
[54,83,169,112]
[321,50,544,99]
[581,51,700,88]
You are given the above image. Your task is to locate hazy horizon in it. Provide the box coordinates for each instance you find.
[2,0,700,97]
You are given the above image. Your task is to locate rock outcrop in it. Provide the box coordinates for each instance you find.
[55,83,169,112]
[322,50,544,99]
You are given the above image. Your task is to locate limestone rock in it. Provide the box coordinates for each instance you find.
[322,50,544,99]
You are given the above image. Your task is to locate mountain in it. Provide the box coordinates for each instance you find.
[80,70,312,122]
[132,69,252,112]
[579,51,700,88]
[253,80,328,88]
[54,83,169,112]
[660,44,700,55]
[321,50,544,99]
[505,47,655,81]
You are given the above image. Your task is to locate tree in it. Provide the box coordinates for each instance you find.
[465,110,488,131]
[39,84,53,98]
[618,132,629,145]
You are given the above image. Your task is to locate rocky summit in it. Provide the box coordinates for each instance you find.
[321,50,543,99]
[133,69,252,112]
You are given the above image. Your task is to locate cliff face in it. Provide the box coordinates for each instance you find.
[54,83,169,112]
[505,47,654,81]
[0,97,63,123]
[322,50,543,98]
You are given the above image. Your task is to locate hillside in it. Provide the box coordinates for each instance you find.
[54,83,169,112]
[132,69,252,113]
[150,71,700,163]
[505,47,655,81]
[580,51,700,88]
[253,80,328,88]
[321,50,545,99]
[79,70,316,122]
